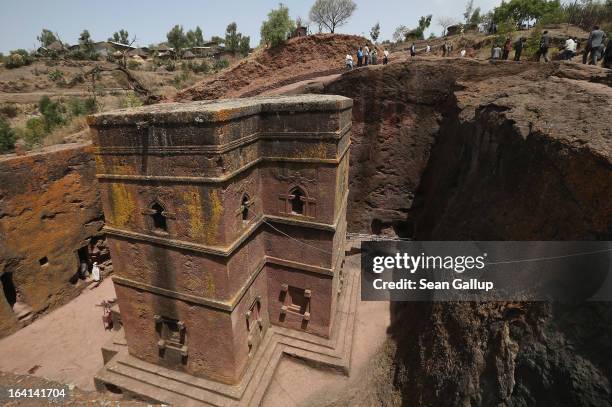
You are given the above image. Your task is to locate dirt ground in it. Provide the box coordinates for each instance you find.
[0,278,117,392]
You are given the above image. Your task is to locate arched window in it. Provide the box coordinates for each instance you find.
[151,202,167,232]
[241,194,250,222]
[289,187,305,215]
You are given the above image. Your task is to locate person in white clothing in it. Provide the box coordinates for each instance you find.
[345,54,354,70]
[563,37,577,60]
[91,262,101,282]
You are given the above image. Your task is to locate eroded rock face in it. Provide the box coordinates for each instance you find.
[0,144,105,337]
[317,60,612,405]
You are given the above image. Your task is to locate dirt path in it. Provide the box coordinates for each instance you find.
[261,73,342,96]
[0,279,116,391]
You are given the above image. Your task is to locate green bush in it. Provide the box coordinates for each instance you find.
[213,58,229,71]
[68,97,97,116]
[38,96,66,132]
[22,117,47,148]
[5,49,34,69]
[164,60,176,72]
[0,104,19,119]
[127,59,140,70]
[0,117,17,153]
[120,92,144,108]
[48,69,64,83]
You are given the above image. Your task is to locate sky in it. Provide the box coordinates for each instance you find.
[0,0,504,53]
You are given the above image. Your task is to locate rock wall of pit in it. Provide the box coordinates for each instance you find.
[0,144,105,337]
[317,59,612,405]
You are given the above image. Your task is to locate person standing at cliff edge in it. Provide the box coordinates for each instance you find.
[383,49,389,64]
[514,37,526,61]
[537,30,550,62]
[345,54,354,70]
[587,26,607,65]
[502,37,512,60]
[357,47,363,67]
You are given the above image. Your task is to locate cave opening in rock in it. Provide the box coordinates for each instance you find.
[1,272,17,308]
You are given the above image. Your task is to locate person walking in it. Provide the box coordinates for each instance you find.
[91,262,101,282]
[426,44,431,53]
[410,42,416,57]
[383,49,389,65]
[502,37,512,60]
[345,54,354,70]
[536,30,551,62]
[587,25,607,65]
[491,44,502,60]
[514,37,526,61]
[563,36,577,60]
[357,47,363,67]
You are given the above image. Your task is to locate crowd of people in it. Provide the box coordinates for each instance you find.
[345,25,610,71]
[490,26,610,68]
[345,45,389,69]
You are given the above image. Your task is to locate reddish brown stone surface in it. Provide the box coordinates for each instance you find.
[89,95,351,384]
[0,144,105,338]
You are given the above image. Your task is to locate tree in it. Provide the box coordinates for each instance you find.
[392,25,409,42]
[260,4,296,47]
[469,7,482,27]
[37,29,58,47]
[110,29,130,45]
[79,30,93,52]
[438,17,459,36]
[415,15,433,39]
[186,26,204,47]
[239,35,251,56]
[309,0,357,33]
[225,22,240,52]
[464,0,475,24]
[493,0,562,27]
[211,35,225,45]
[167,25,188,52]
[370,22,381,43]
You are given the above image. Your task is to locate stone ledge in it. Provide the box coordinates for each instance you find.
[88,95,353,127]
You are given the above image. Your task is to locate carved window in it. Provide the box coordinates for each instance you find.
[245,297,264,357]
[151,203,167,232]
[143,200,175,235]
[279,284,311,323]
[241,194,250,222]
[289,187,305,215]
[279,186,316,218]
[155,315,188,361]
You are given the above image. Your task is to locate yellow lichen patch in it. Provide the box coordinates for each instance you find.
[108,182,134,228]
[301,142,328,159]
[204,190,223,245]
[200,272,216,298]
[213,107,240,123]
[183,189,206,241]
[183,188,223,245]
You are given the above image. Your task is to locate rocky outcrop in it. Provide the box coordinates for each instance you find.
[315,59,612,405]
[0,144,107,337]
[175,34,377,101]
